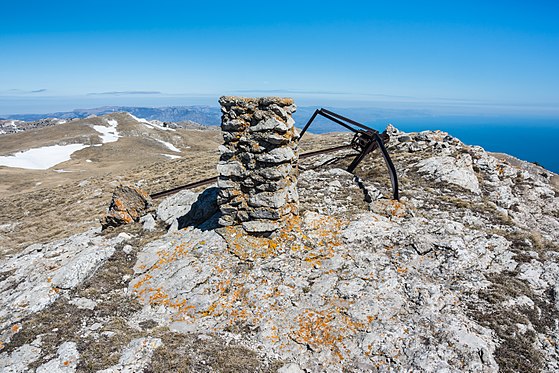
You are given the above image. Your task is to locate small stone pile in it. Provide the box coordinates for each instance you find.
[217,96,299,234]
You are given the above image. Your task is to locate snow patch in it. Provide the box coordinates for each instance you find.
[155,139,181,152]
[150,121,176,132]
[0,144,88,170]
[93,119,120,144]
[127,113,154,129]
[161,154,181,159]
[127,113,175,131]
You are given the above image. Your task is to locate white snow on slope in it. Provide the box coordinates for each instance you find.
[127,113,154,129]
[127,113,175,131]
[161,154,181,159]
[155,139,181,152]
[93,119,120,144]
[0,144,88,170]
[150,121,175,131]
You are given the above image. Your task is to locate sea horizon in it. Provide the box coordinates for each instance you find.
[2,105,556,173]
[297,113,559,174]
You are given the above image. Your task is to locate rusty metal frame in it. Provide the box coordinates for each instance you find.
[299,108,399,200]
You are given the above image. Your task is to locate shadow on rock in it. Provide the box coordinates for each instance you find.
[177,187,220,231]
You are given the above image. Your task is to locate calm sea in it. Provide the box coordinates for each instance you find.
[304,115,559,174]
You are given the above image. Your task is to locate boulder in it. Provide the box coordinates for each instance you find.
[101,185,152,229]
[156,188,219,231]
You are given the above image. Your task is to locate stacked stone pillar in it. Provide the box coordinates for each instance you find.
[217,96,299,234]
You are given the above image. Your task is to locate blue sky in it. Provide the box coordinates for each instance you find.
[1,0,558,115]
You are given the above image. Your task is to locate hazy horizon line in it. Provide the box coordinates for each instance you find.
[1,92,558,118]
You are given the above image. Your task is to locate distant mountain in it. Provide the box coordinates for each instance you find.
[3,106,223,126]
[2,105,420,130]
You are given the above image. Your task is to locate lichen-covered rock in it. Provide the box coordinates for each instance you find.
[126,125,558,372]
[2,123,559,372]
[36,341,79,372]
[0,339,42,372]
[101,185,152,229]
[0,228,125,347]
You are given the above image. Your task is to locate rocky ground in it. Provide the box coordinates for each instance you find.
[1,123,558,372]
[0,118,72,135]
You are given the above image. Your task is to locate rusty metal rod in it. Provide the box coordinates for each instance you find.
[149,144,353,199]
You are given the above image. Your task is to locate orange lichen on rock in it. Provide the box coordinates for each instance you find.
[224,225,283,261]
[291,306,365,360]
[131,212,359,364]
[371,199,409,219]
[222,214,346,268]
[102,184,152,229]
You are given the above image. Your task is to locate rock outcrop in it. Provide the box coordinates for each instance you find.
[0,118,69,135]
[1,124,558,372]
[101,185,152,230]
[217,97,299,234]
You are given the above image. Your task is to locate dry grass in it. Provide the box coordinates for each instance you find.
[0,121,349,257]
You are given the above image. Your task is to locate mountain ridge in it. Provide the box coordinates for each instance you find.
[1,105,223,126]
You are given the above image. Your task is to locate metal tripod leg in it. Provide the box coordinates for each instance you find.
[347,140,377,173]
[374,133,399,200]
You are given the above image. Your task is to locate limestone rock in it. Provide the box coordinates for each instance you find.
[97,337,162,373]
[255,147,296,164]
[69,297,97,310]
[0,340,41,372]
[277,363,305,373]
[156,188,219,231]
[248,189,289,209]
[242,220,280,233]
[36,341,80,373]
[102,185,152,229]
[415,154,481,194]
[0,229,122,338]
[3,123,559,372]
[255,163,293,180]
[216,160,244,177]
[249,117,291,133]
[140,213,157,231]
[156,190,200,227]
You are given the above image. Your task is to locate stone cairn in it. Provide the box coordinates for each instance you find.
[217,96,299,235]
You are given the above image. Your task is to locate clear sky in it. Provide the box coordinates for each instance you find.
[1,0,558,115]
